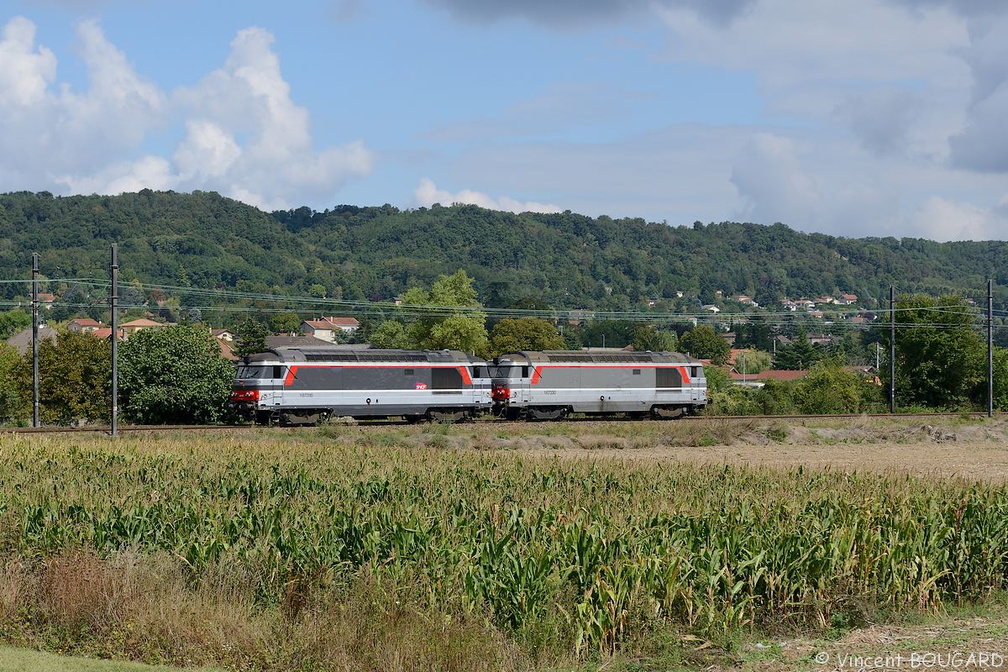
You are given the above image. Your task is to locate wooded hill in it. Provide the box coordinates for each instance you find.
[3,189,1006,311]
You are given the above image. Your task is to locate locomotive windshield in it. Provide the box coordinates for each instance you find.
[236,365,283,379]
[486,365,526,379]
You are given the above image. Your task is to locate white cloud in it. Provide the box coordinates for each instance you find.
[730,133,819,226]
[58,155,176,195]
[912,196,1006,242]
[0,17,164,182]
[727,131,913,238]
[173,120,242,180]
[0,17,372,209]
[0,16,56,107]
[414,178,561,214]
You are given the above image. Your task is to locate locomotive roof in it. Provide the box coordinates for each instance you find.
[494,350,702,365]
[243,346,480,364]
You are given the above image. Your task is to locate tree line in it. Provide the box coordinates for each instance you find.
[4,190,1008,317]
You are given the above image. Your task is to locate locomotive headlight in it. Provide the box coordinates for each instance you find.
[231,389,260,402]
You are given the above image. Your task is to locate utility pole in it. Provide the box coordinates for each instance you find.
[889,286,895,413]
[989,279,994,418]
[32,252,40,428]
[111,244,119,437]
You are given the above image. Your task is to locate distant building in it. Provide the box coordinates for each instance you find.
[6,325,58,354]
[729,369,809,387]
[266,334,335,349]
[211,328,235,342]
[91,327,125,341]
[835,293,858,305]
[121,317,170,337]
[67,317,101,333]
[300,316,360,343]
[35,292,55,309]
[733,295,759,307]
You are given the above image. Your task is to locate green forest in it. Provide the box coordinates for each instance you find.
[3,189,1007,312]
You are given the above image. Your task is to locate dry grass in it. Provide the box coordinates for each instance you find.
[0,548,533,672]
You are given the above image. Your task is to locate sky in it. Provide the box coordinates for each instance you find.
[1,0,1007,242]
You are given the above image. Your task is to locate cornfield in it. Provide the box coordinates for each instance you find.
[0,426,1006,666]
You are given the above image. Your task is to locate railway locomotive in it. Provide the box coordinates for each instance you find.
[231,345,708,425]
[231,346,490,425]
[487,350,707,420]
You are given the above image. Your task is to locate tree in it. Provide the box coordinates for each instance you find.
[733,318,773,351]
[891,294,985,409]
[398,270,489,355]
[792,362,878,414]
[733,349,772,375]
[234,316,270,358]
[581,320,637,349]
[369,320,410,349]
[773,332,823,370]
[11,332,111,425]
[631,324,678,353]
[119,325,235,424]
[0,343,23,422]
[270,312,302,335]
[680,325,730,365]
[427,312,489,354]
[488,318,565,356]
[0,309,30,340]
[992,347,1008,411]
[703,365,731,394]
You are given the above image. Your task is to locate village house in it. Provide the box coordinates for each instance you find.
[91,327,126,341]
[835,293,858,306]
[732,295,759,307]
[67,317,101,333]
[35,292,55,309]
[121,317,170,338]
[807,333,834,346]
[211,328,235,342]
[300,316,360,343]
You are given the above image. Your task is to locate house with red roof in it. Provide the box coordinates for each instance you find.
[300,316,360,343]
[67,317,102,333]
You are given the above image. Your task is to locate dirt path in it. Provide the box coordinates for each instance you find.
[732,608,1008,671]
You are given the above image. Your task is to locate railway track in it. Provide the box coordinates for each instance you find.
[6,423,258,435]
[5,411,999,435]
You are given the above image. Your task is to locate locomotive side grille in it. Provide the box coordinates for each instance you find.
[301,351,430,363]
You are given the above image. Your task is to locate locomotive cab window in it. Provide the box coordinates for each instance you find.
[237,365,281,379]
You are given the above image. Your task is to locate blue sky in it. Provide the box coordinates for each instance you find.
[2,0,1006,241]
